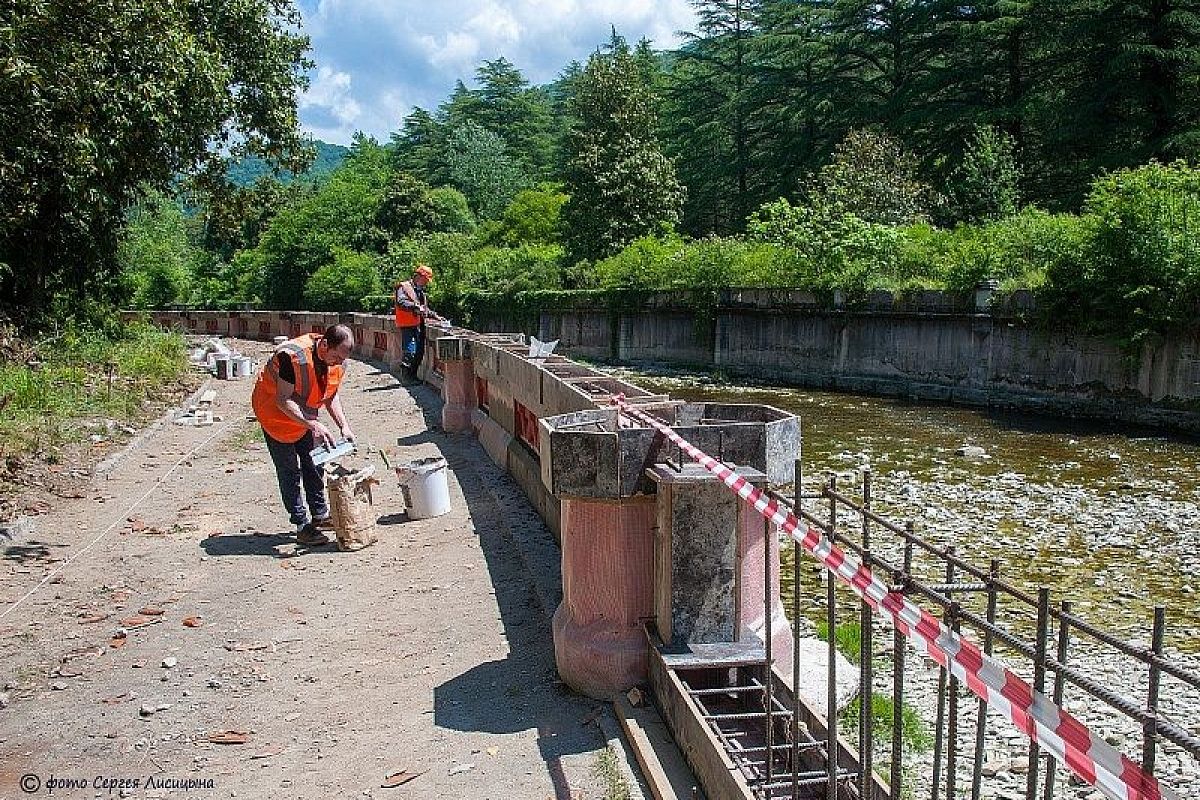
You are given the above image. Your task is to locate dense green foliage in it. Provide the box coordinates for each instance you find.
[0,0,311,321]
[561,35,685,265]
[1044,162,1200,345]
[6,1,1193,346]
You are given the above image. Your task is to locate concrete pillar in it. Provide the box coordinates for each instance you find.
[648,463,794,674]
[649,464,738,645]
[437,337,476,433]
[552,495,656,700]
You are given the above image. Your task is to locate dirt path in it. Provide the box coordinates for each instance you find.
[0,340,614,799]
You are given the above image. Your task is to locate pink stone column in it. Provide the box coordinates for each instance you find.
[552,495,656,700]
[737,502,795,677]
[440,359,476,433]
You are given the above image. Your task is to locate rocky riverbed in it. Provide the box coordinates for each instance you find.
[620,368,1200,799]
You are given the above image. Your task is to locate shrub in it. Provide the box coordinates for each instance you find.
[493,184,568,246]
[1074,162,1200,343]
[428,186,476,233]
[897,209,1084,292]
[747,198,901,290]
[467,244,566,294]
[303,248,382,311]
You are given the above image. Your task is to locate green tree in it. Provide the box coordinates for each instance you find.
[200,176,290,262]
[494,185,568,246]
[390,107,449,186]
[562,34,685,265]
[0,0,311,318]
[953,126,1022,222]
[428,187,476,233]
[366,171,439,249]
[1029,0,1200,207]
[469,58,558,179]
[668,0,763,233]
[302,248,382,311]
[814,129,935,225]
[252,136,390,308]
[118,191,201,309]
[445,121,529,219]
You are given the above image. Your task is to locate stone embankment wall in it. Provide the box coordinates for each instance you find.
[471,288,1200,432]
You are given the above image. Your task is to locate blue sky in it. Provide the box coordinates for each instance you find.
[295,0,698,144]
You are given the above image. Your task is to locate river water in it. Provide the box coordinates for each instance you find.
[621,371,1200,652]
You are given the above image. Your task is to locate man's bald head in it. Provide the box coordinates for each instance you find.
[323,324,354,349]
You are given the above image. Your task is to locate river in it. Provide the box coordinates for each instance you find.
[619,370,1200,652]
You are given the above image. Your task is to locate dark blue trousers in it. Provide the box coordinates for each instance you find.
[262,428,327,527]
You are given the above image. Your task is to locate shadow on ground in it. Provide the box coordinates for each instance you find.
[397,379,603,800]
[199,531,314,558]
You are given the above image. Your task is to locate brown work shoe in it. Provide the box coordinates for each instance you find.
[296,525,331,547]
[311,515,336,533]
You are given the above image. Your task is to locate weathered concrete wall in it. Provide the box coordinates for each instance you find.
[470,291,1200,432]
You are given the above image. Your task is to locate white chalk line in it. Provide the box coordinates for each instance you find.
[0,419,235,622]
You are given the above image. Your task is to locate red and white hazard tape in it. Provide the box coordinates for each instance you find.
[612,396,1174,800]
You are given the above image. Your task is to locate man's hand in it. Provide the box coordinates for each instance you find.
[340,424,356,443]
[308,420,335,448]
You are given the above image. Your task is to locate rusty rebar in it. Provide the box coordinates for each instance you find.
[931,549,956,800]
[792,458,802,800]
[971,559,1000,800]
[827,473,839,800]
[1045,599,1073,800]
[1144,606,1166,776]
[1026,587,1050,800]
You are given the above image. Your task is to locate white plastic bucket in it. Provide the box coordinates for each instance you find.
[395,457,451,519]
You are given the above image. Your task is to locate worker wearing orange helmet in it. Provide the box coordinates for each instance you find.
[393,264,441,379]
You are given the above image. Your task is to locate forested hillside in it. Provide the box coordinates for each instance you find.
[227,141,349,187]
[3,0,1198,349]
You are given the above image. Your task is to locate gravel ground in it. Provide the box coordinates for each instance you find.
[0,341,614,800]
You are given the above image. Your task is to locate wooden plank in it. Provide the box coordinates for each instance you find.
[615,696,706,800]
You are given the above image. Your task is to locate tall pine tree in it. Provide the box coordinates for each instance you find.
[562,34,684,266]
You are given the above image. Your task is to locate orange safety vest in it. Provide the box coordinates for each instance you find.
[394,281,423,328]
[251,334,344,443]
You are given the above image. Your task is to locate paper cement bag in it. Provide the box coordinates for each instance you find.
[326,464,379,551]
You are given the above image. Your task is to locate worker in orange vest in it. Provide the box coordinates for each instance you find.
[394,264,440,379]
[251,324,356,546]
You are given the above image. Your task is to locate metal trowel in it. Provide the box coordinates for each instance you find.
[310,439,355,466]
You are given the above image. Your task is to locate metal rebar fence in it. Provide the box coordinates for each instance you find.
[759,466,1200,800]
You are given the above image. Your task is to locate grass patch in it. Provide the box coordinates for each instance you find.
[0,321,189,461]
[841,692,933,753]
[816,620,863,663]
[840,692,932,799]
[222,421,263,452]
[592,747,631,800]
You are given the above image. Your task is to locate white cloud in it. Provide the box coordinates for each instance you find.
[295,0,697,144]
[300,66,361,123]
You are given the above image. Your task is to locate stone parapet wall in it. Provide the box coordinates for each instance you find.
[134,308,815,702]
